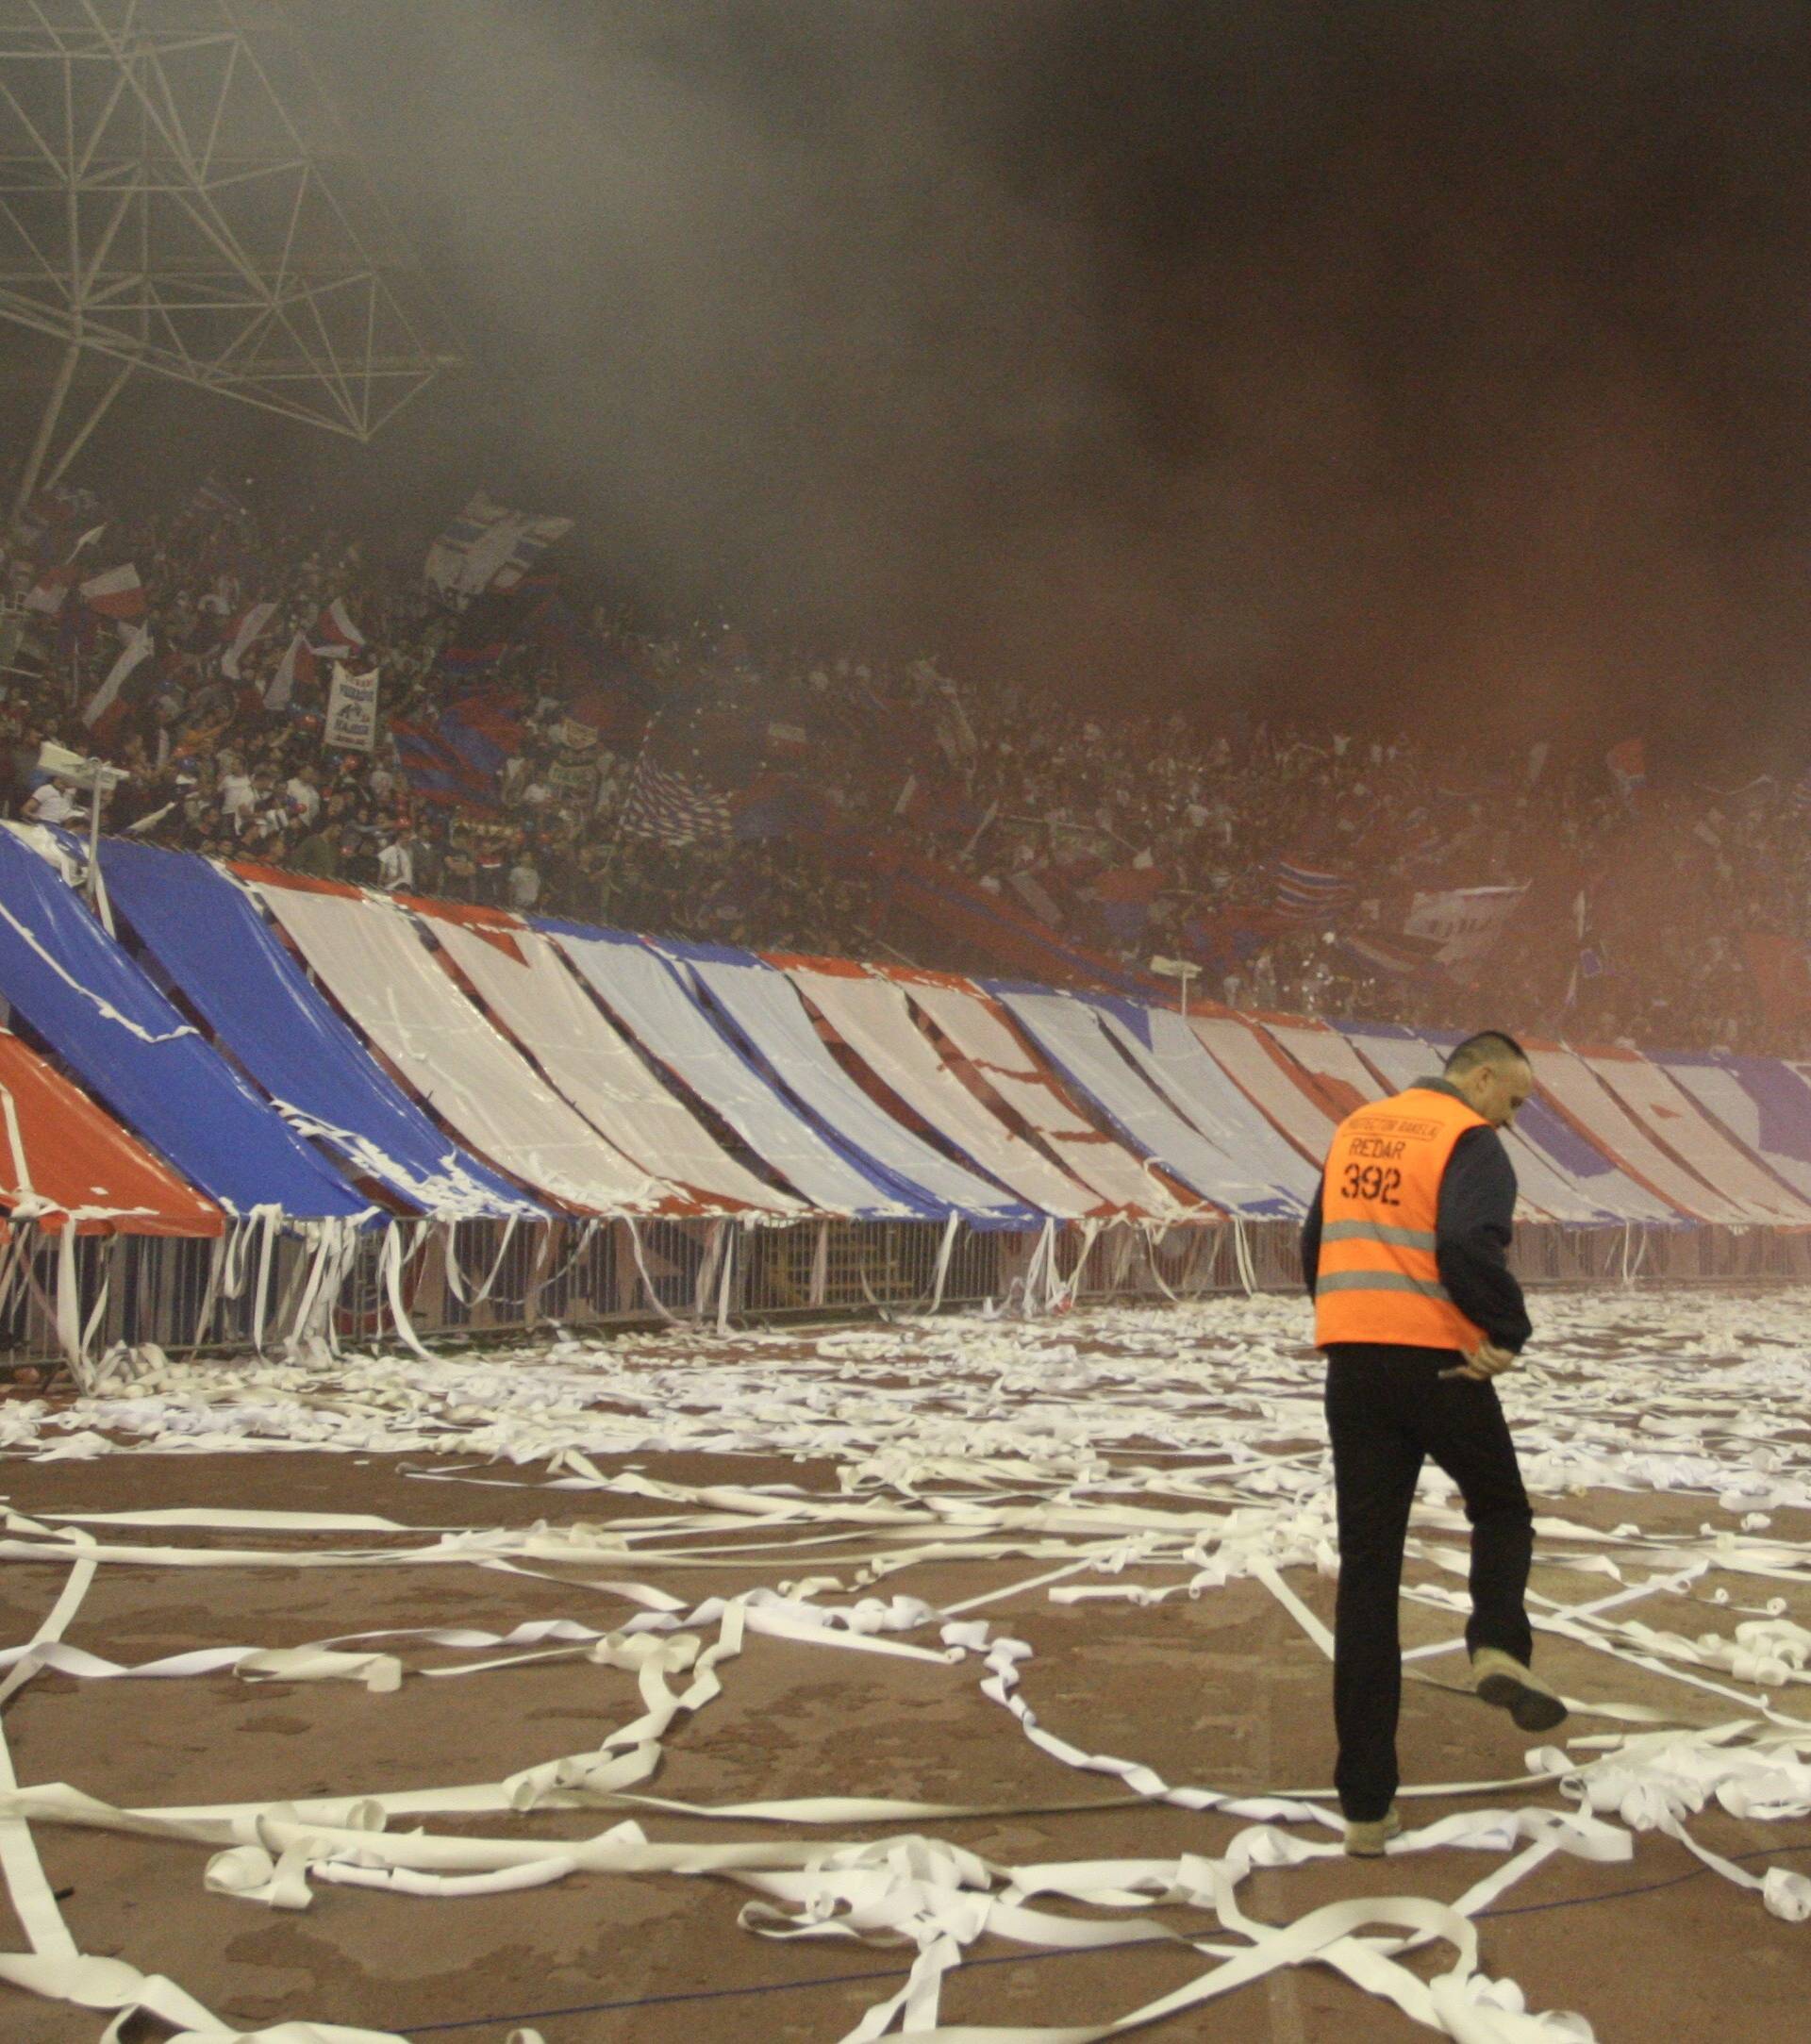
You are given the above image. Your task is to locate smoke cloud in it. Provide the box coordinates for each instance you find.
[297,1,1811,755]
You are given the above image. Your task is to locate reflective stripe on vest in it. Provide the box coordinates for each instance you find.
[1313,1085,1492,1353]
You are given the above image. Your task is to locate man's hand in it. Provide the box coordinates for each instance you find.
[1441,1338,1520,1383]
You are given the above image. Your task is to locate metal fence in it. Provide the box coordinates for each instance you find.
[4,1213,1808,1378]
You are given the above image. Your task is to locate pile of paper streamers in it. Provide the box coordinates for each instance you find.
[1,1287,1810,2041]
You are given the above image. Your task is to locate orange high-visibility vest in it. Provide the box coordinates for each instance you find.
[1314,1085,1490,1352]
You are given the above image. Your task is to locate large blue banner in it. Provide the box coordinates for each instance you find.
[0,830,366,1218]
[103,843,543,1220]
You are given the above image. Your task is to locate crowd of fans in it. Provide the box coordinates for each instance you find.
[2,474,1807,1058]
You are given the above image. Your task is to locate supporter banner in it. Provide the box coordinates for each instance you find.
[1088,996,1318,1205]
[994,984,1290,1214]
[324,663,378,751]
[1578,1043,1811,1223]
[256,882,673,1216]
[895,970,1183,1217]
[0,1022,222,1237]
[1402,882,1529,969]
[550,922,913,1218]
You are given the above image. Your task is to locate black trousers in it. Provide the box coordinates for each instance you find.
[1323,1342,1536,1821]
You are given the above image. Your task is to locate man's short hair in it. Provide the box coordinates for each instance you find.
[1444,1030,1529,1076]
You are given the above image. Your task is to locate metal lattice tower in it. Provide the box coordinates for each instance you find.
[0,0,460,513]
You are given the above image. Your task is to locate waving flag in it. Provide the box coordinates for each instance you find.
[23,565,73,615]
[312,597,364,656]
[264,632,317,711]
[620,756,731,846]
[392,689,523,812]
[79,563,147,620]
[1274,855,1355,922]
[532,595,659,740]
[424,492,573,604]
[1403,882,1528,970]
[220,599,277,679]
[82,624,155,734]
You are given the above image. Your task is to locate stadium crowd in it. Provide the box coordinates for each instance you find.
[2,475,1806,1058]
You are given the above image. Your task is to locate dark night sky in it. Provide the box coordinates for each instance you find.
[55,4,1811,753]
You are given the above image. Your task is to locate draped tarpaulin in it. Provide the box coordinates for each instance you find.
[1340,1020,1622,1224]
[100,846,540,1221]
[990,982,1298,1216]
[1085,996,1320,1206]
[1260,1017,1385,1122]
[415,901,798,1217]
[0,828,366,1219]
[1662,1051,1811,1207]
[1185,1011,1340,1165]
[1575,1042,1811,1225]
[1411,1027,1678,1225]
[548,922,919,1219]
[253,876,681,1216]
[664,939,1033,1224]
[886,969,1192,1221]
[778,956,1105,1221]
[1521,1037,1740,1223]
[0,1026,222,1236]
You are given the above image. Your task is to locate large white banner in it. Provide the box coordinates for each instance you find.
[1403,883,1528,968]
[324,662,379,752]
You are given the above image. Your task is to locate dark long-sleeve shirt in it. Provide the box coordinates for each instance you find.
[1299,1077,1533,1354]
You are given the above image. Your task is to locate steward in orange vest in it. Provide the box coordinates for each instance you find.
[1300,1030,1563,1857]
[1312,1084,1511,1354]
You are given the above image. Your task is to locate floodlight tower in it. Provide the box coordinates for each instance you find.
[0,0,460,519]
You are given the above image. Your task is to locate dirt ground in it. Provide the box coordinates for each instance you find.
[2,1299,1809,2043]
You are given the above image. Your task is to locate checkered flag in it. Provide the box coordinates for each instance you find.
[619,753,732,846]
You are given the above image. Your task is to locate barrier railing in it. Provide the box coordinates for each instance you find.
[4,1214,1807,1377]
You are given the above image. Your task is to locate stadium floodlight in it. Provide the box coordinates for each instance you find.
[1149,955,1201,1017]
[0,0,462,519]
